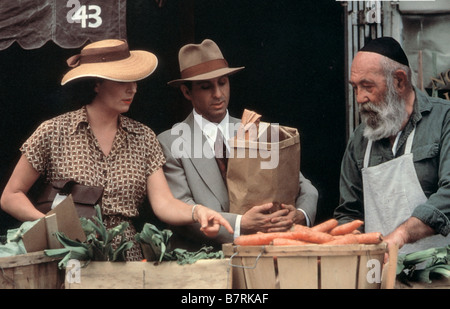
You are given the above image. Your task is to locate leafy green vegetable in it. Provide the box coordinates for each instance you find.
[45,205,133,268]
[171,246,224,265]
[134,222,173,262]
[135,223,224,265]
[45,208,224,268]
[397,245,450,284]
[0,220,39,257]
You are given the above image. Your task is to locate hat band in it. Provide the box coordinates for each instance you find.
[67,41,131,68]
[181,59,229,79]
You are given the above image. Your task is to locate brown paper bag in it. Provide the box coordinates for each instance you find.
[227,110,301,215]
[22,195,86,252]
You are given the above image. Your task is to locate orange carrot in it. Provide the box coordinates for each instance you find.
[311,218,338,233]
[234,225,335,246]
[272,238,310,246]
[289,224,335,243]
[355,232,383,244]
[324,233,359,245]
[292,228,334,244]
[292,224,309,231]
[234,231,300,246]
[329,220,364,236]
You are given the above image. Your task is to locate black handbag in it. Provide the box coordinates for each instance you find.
[31,179,103,219]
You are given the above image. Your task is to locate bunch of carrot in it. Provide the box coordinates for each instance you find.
[233,219,383,246]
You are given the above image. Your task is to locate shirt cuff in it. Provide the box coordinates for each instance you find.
[412,204,450,236]
[234,215,242,238]
[297,208,311,227]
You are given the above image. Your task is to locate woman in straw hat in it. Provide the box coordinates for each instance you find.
[0,39,233,261]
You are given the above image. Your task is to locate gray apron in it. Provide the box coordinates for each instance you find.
[362,128,450,254]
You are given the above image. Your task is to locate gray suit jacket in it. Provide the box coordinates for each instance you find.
[157,111,318,248]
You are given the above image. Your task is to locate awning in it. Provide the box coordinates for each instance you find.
[0,0,127,50]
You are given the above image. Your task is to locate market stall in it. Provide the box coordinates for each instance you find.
[1,1,449,292]
[1,198,449,289]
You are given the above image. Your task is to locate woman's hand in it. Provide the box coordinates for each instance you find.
[193,204,234,237]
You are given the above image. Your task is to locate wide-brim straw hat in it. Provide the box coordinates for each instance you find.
[61,39,158,85]
[167,39,244,87]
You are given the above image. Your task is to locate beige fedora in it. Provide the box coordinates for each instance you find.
[168,39,244,87]
[61,39,158,85]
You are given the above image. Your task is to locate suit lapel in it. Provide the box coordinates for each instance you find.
[185,113,231,211]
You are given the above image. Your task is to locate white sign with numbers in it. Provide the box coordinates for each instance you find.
[67,0,102,28]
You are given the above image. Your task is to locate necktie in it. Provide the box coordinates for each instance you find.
[214,129,229,182]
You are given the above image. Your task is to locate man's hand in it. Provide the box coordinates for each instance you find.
[240,203,292,234]
[276,204,307,226]
[383,216,435,254]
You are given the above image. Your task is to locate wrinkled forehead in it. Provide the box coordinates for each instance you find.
[350,52,385,82]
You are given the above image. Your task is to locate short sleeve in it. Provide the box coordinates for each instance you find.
[20,120,54,174]
[145,128,166,178]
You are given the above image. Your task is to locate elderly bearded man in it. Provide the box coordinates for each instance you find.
[334,37,450,254]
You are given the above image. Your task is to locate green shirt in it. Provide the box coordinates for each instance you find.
[334,88,450,236]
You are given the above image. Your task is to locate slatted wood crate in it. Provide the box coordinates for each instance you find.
[223,243,396,289]
[65,259,232,289]
[0,251,64,289]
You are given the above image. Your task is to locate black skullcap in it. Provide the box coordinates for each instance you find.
[360,37,409,67]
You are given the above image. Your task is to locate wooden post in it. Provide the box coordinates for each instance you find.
[381,244,398,289]
[418,50,424,91]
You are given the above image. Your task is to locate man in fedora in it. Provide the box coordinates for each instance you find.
[158,39,318,249]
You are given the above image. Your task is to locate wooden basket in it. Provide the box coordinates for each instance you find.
[65,259,232,289]
[0,251,64,289]
[223,243,396,289]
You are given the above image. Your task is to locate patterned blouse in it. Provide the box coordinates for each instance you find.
[21,106,166,260]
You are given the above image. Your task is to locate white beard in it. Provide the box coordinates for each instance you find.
[360,84,408,141]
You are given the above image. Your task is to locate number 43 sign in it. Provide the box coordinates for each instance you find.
[0,0,126,50]
[66,0,102,28]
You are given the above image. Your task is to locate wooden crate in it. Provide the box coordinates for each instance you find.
[0,251,64,289]
[65,259,232,289]
[223,243,395,289]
